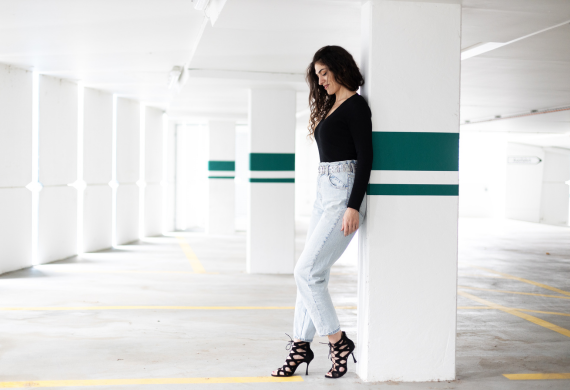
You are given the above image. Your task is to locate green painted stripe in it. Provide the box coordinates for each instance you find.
[250,153,295,171]
[208,161,235,171]
[372,132,459,171]
[249,178,295,183]
[367,184,458,196]
[208,176,235,179]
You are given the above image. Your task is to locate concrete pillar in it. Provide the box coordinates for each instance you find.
[358,1,461,382]
[163,120,176,233]
[143,106,164,237]
[115,98,140,245]
[0,64,32,274]
[37,75,78,264]
[82,87,113,252]
[207,120,236,235]
[247,89,296,274]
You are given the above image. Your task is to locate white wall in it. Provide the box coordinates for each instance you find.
[163,120,176,232]
[458,131,508,218]
[175,124,208,231]
[0,65,32,274]
[37,74,77,264]
[540,148,570,226]
[83,87,113,252]
[505,143,545,223]
[235,126,249,231]
[115,97,140,244]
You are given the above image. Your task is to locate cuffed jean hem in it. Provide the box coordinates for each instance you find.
[293,336,314,342]
[320,325,342,337]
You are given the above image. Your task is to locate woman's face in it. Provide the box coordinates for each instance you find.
[314,62,338,95]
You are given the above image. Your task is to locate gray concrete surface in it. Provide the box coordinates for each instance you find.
[0,217,568,389]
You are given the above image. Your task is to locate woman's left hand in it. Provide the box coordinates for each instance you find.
[341,207,360,237]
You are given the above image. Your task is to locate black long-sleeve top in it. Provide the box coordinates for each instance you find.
[314,93,373,212]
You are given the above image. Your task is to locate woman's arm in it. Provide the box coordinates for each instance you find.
[347,98,373,212]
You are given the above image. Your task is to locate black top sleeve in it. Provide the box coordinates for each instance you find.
[347,99,373,211]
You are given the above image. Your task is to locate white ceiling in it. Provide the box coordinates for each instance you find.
[1,0,569,145]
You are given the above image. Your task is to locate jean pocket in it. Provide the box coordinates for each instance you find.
[328,173,349,190]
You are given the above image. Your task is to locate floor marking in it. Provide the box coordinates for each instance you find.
[176,237,207,274]
[457,305,570,316]
[0,305,356,311]
[458,291,570,338]
[514,308,570,317]
[0,376,303,388]
[38,269,219,275]
[458,285,570,300]
[503,373,570,380]
[458,306,494,310]
[463,263,570,297]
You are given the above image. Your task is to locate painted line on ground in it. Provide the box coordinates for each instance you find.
[37,269,219,275]
[463,263,570,297]
[457,305,570,316]
[458,291,570,338]
[0,305,357,311]
[458,285,570,300]
[176,237,207,274]
[0,376,303,388]
[503,373,570,380]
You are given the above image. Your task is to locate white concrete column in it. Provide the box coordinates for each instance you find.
[0,64,32,274]
[37,75,78,264]
[115,98,140,245]
[358,1,461,382]
[207,120,236,235]
[163,120,176,232]
[143,106,164,237]
[82,87,113,252]
[247,89,296,274]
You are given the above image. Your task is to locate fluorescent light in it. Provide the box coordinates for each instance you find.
[461,42,505,60]
[193,0,210,11]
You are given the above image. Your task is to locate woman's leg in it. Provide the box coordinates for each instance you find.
[293,185,323,342]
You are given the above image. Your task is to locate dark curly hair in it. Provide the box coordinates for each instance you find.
[305,45,364,140]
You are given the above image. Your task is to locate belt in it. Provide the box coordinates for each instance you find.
[318,162,357,175]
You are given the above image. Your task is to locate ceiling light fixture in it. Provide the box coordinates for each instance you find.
[461,19,570,61]
[192,0,210,10]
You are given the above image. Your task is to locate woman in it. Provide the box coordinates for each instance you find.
[271,45,373,379]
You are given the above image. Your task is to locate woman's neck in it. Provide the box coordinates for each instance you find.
[334,86,356,102]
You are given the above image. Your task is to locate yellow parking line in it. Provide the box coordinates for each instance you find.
[176,237,206,274]
[40,269,219,275]
[458,285,570,300]
[0,305,356,311]
[458,291,570,338]
[458,306,494,310]
[513,308,570,317]
[463,263,570,297]
[503,373,570,380]
[0,376,303,388]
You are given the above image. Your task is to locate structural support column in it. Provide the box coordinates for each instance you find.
[358,1,461,382]
[0,64,32,274]
[82,87,113,252]
[207,120,236,235]
[143,106,164,237]
[115,98,140,245]
[37,75,78,264]
[247,89,296,274]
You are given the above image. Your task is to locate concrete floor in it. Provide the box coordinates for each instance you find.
[1,217,569,389]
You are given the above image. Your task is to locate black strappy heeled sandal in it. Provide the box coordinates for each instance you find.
[323,331,357,379]
[271,334,314,377]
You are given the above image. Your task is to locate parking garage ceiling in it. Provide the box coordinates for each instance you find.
[1,0,569,139]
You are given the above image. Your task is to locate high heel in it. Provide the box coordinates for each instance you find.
[323,331,356,379]
[271,334,314,377]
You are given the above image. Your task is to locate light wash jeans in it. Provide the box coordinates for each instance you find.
[293,159,367,342]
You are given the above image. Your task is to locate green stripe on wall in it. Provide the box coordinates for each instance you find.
[250,153,295,171]
[249,178,295,183]
[367,184,458,196]
[208,161,235,171]
[372,132,459,171]
[208,176,235,179]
